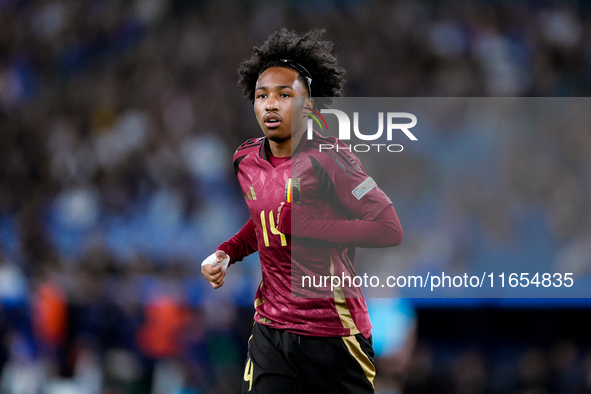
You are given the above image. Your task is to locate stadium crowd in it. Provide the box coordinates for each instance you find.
[1,0,591,393]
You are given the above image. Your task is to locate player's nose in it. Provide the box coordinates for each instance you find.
[265,95,278,111]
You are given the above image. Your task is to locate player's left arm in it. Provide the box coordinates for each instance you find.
[278,202,401,247]
[277,154,402,247]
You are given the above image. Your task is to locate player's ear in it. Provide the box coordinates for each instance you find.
[305,98,314,110]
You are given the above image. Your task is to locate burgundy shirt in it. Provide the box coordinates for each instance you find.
[218,132,400,338]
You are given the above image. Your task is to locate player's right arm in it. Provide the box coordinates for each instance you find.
[201,218,259,289]
[217,218,258,264]
[201,251,229,289]
[203,138,262,289]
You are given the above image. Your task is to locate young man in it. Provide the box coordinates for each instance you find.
[201,28,402,393]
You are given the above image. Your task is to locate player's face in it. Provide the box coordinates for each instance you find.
[254,67,309,143]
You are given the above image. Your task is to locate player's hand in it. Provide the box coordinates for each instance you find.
[277,202,285,222]
[278,202,313,237]
[201,251,228,289]
[277,202,291,235]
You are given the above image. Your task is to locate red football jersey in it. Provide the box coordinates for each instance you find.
[231,132,393,338]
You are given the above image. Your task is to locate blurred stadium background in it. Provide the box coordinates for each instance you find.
[1,0,591,393]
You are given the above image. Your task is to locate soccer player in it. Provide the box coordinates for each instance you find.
[201,28,403,394]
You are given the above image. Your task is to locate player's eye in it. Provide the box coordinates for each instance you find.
[280,93,291,98]
[256,93,267,99]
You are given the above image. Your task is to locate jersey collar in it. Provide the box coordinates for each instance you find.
[259,131,311,161]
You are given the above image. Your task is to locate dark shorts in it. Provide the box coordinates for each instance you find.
[242,323,375,394]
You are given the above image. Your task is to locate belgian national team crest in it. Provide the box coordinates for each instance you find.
[285,178,301,204]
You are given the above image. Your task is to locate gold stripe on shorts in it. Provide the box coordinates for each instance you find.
[341,335,376,388]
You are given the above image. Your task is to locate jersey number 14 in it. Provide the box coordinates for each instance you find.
[260,210,287,247]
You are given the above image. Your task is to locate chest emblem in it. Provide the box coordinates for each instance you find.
[285,178,301,203]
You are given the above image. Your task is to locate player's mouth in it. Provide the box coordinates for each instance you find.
[263,114,282,128]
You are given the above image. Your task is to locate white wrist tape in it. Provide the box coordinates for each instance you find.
[201,251,230,271]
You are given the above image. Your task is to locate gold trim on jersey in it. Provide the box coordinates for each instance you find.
[254,297,263,309]
[330,255,360,336]
[341,335,376,388]
[254,281,264,309]
[253,282,264,321]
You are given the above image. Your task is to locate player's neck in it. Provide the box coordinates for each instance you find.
[268,139,291,157]
[268,129,305,158]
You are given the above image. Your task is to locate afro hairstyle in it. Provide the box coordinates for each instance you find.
[238,28,346,108]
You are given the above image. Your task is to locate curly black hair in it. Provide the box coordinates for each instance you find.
[238,28,346,108]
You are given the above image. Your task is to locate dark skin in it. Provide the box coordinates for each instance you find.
[253,66,313,157]
[202,67,313,288]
